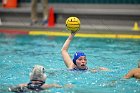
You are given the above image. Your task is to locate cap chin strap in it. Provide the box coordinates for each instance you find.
[74,66,88,70]
[27,80,45,90]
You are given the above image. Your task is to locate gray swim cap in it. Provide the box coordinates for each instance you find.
[30,65,47,82]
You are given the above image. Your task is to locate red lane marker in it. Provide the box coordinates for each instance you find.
[0,29,29,35]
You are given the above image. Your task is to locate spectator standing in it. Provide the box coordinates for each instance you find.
[31,0,48,25]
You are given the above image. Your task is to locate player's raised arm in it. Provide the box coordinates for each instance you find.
[61,17,80,69]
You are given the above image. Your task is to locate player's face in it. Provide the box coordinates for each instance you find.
[76,56,87,69]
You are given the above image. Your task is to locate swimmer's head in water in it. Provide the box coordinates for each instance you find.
[73,52,86,65]
[30,65,47,82]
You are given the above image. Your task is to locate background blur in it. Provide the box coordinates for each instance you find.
[0,0,140,34]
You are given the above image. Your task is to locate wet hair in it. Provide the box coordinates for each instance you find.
[29,65,47,82]
[73,52,86,65]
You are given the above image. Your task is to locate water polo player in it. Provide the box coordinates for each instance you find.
[9,65,61,92]
[61,32,109,71]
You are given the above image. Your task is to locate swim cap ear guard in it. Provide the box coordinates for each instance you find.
[29,65,47,82]
[73,52,86,65]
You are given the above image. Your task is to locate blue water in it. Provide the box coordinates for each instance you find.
[0,34,140,93]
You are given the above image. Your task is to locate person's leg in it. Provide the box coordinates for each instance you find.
[31,0,38,24]
[42,0,48,25]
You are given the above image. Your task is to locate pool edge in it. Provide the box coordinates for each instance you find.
[0,29,140,39]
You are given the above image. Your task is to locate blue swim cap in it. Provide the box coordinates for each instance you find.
[73,52,86,65]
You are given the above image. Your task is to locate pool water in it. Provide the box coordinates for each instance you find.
[0,34,140,93]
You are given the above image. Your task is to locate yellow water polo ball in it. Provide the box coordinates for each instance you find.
[65,17,80,33]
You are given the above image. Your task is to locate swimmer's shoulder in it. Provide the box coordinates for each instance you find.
[42,84,62,89]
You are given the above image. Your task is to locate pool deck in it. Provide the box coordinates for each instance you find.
[0,4,140,39]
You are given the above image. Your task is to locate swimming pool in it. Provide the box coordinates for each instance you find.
[0,34,140,93]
